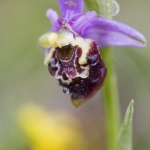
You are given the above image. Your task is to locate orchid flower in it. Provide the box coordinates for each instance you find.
[39,0,146,106]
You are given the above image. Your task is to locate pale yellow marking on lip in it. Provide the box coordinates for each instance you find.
[55,30,92,65]
[79,66,89,78]
[44,47,55,65]
[39,30,92,65]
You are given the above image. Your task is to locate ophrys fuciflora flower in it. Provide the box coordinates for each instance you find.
[39,0,146,107]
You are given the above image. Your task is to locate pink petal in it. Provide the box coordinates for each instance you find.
[82,17,146,48]
[59,0,84,21]
[46,9,61,31]
[69,11,97,35]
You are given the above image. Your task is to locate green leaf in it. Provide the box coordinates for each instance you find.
[84,0,113,18]
[114,100,134,150]
[84,0,100,14]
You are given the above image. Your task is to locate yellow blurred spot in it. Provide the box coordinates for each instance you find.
[18,103,87,150]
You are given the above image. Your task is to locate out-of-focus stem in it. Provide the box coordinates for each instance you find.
[85,0,112,18]
[101,47,121,150]
[84,0,100,14]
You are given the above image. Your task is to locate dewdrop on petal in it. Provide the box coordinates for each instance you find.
[112,0,120,16]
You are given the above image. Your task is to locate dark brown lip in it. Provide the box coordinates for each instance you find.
[56,44,74,61]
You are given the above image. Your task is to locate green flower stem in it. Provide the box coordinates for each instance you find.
[85,0,112,18]
[85,0,121,149]
[99,2,121,149]
[101,48,121,150]
[84,0,100,14]
[100,0,113,18]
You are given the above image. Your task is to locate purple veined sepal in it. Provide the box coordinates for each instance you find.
[69,11,97,35]
[59,0,84,21]
[46,9,61,31]
[82,17,146,48]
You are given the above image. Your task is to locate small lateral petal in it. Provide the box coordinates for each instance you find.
[46,9,61,31]
[82,17,146,48]
[59,0,84,21]
[69,11,97,35]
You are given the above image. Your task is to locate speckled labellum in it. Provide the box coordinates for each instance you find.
[40,31,106,106]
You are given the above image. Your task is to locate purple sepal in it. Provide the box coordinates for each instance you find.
[69,11,97,35]
[82,17,146,48]
[46,9,61,31]
[59,0,84,21]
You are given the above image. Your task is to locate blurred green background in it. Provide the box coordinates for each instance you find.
[0,0,150,150]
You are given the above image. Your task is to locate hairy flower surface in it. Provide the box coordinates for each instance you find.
[39,0,146,106]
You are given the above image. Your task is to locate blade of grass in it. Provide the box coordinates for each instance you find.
[115,100,134,150]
